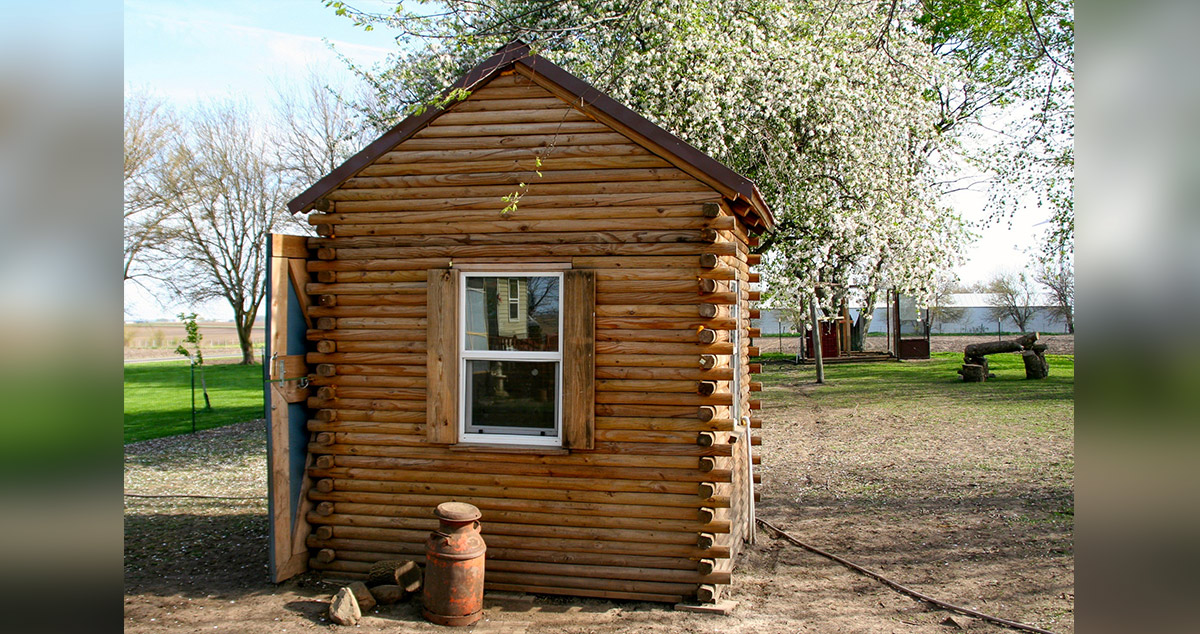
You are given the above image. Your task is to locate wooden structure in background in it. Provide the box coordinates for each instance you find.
[265,41,773,604]
[890,290,931,360]
[803,320,842,359]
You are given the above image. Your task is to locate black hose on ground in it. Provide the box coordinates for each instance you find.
[756,518,1061,634]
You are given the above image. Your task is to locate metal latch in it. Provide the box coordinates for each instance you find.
[265,352,309,388]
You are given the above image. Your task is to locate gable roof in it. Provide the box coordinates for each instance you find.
[288,41,774,230]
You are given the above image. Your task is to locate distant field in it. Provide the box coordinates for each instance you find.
[124,361,264,443]
[124,321,265,361]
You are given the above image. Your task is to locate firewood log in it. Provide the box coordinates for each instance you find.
[963,341,1021,357]
[958,364,987,382]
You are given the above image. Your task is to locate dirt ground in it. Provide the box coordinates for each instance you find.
[756,334,1074,356]
[124,360,1073,633]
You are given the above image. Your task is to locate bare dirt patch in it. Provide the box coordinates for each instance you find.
[125,361,1073,633]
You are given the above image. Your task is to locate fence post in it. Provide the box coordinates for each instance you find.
[190,360,197,434]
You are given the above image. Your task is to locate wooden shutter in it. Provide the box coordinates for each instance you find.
[426,268,458,444]
[563,269,596,450]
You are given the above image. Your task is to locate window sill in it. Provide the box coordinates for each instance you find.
[450,443,569,455]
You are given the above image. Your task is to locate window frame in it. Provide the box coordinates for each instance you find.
[457,271,564,446]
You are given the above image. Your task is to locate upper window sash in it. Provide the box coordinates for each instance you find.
[458,271,563,358]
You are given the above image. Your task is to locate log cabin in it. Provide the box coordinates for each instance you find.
[264,40,774,605]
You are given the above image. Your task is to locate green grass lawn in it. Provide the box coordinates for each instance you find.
[752,349,1075,527]
[124,361,264,443]
[754,351,1074,421]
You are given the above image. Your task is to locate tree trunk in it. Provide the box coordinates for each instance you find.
[810,297,824,384]
[850,290,877,352]
[199,368,213,409]
[850,313,869,351]
[235,312,257,365]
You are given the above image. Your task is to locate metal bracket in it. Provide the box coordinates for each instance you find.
[266,352,309,388]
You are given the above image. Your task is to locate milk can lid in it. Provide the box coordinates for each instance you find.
[435,501,481,522]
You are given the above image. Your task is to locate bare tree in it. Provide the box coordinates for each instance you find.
[925,275,967,333]
[985,270,1041,333]
[124,91,178,283]
[774,307,807,334]
[151,101,293,364]
[273,70,373,192]
[1035,258,1074,334]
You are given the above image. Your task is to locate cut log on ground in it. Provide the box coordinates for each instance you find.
[963,340,1021,358]
[957,364,987,383]
[1014,332,1039,349]
[963,356,989,374]
[1022,350,1049,379]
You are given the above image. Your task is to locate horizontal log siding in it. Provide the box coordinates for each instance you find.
[300,73,754,602]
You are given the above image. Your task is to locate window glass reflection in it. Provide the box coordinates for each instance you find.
[465,276,559,351]
[464,360,557,434]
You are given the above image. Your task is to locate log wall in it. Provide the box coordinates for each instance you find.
[298,69,761,603]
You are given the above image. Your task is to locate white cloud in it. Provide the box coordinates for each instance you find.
[125,2,394,108]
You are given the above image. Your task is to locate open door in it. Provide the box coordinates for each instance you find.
[892,290,931,360]
[264,234,314,582]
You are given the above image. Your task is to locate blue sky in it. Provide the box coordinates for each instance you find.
[122,0,1042,321]
[124,0,401,320]
[124,0,397,107]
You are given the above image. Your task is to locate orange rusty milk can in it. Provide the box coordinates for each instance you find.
[422,502,486,626]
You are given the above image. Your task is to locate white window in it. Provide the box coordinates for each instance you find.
[459,272,562,446]
[508,278,521,321]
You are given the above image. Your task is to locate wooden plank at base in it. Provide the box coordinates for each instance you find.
[268,386,306,581]
[674,600,738,615]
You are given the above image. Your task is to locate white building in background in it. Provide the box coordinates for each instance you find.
[754,293,1072,335]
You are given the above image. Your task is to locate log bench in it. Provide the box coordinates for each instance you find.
[959,333,1048,381]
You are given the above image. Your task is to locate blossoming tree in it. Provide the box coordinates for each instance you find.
[329,0,978,340]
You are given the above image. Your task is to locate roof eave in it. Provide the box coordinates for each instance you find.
[745,187,775,231]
